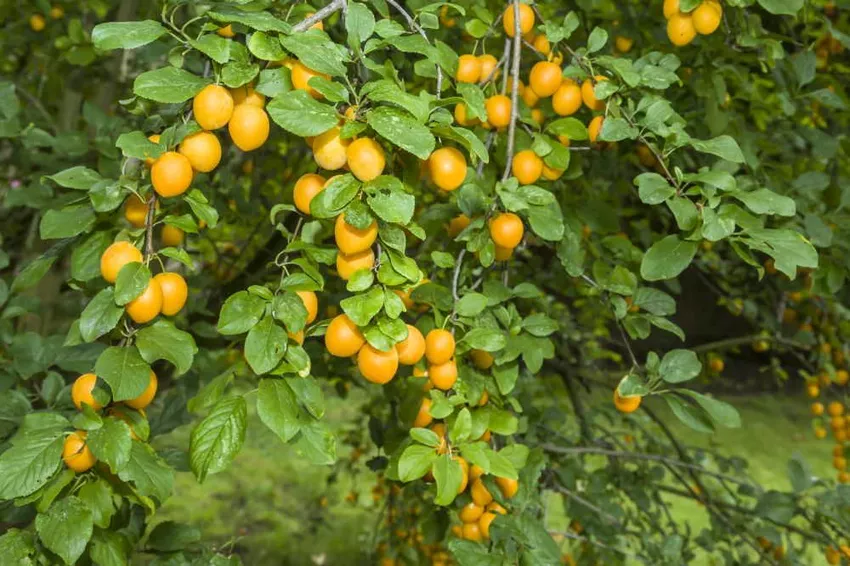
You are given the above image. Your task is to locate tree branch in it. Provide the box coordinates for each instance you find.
[690,334,811,354]
[291,0,346,33]
[501,0,522,182]
[144,194,157,261]
[384,0,443,98]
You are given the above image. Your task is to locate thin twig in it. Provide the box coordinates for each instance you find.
[144,194,157,261]
[452,249,465,302]
[291,0,346,32]
[384,0,442,98]
[690,334,811,354]
[14,84,58,133]
[501,0,522,182]
[478,37,511,87]
[549,484,622,527]
[548,531,645,561]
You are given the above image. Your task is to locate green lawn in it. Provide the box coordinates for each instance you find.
[153,392,832,565]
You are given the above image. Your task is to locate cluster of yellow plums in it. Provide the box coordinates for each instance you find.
[664,0,723,46]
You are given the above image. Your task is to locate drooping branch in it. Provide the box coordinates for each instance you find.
[384,0,443,98]
[291,0,346,33]
[501,0,522,182]
[690,334,811,354]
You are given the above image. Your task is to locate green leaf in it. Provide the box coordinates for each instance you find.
[635,173,675,205]
[185,190,220,229]
[280,30,348,77]
[755,490,796,523]
[190,396,247,482]
[456,83,487,121]
[745,228,818,279]
[599,117,639,142]
[0,427,64,499]
[94,346,151,402]
[398,444,438,482]
[640,235,698,281]
[431,125,489,164]
[546,117,588,140]
[77,479,116,529]
[255,67,292,98]
[521,313,559,337]
[346,2,376,45]
[39,205,96,239]
[222,61,260,89]
[217,291,267,335]
[734,189,796,217]
[367,106,435,159]
[114,262,150,305]
[257,378,301,443]
[136,320,198,375]
[460,328,506,351]
[271,292,308,333]
[659,349,701,383]
[310,174,361,218]
[190,34,231,64]
[118,442,173,502]
[207,8,290,32]
[146,521,201,552]
[633,287,675,316]
[433,453,463,505]
[690,135,745,163]
[366,177,415,224]
[35,497,93,566]
[757,0,803,15]
[341,286,384,326]
[71,231,112,282]
[245,316,288,375]
[680,390,741,428]
[92,20,166,50]
[293,420,336,465]
[455,293,488,317]
[664,394,713,434]
[44,166,102,190]
[247,31,286,61]
[133,67,211,104]
[787,453,812,493]
[89,531,130,566]
[80,288,124,343]
[116,131,164,161]
[0,529,35,563]
[586,27,609,53]
[87,417,133,473]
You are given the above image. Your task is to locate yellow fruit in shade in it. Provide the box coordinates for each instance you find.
[49,6,64,19]
[581,76,607,111]
[533,35,551,55]
[542,163,564,181]
[161,225,185,247]
[144,134,161,167]
[522,86,540,108]
[100,242,143,284]
[454,103,479,126]
[30,14,46,31]
[459,502,484,523]
[667,13,697,46]
[346,138,385,182]
[413,397,433,428]
[179,131,222,172]
[313,127,350,171]
[447,214,471,237]
[470,478,493,506]
[125,371,158,409]
[663,0,681,19]
[588,116,604,143]
[478,54,499,82]
[429,359,458,390]
[613,389,641,413]
[470,349,494,370]
[615,36,634,53]
[126,279,163,324]
[693,0,722,35]
[456,54,482,83]
[336,249,375,280]
[291,61,329,99]
[228,105,270,151]
[293,173,325,215]
[217,25,235,38]
[231,84,266,107]
[154,272,188,316]
[72,373,103,411]
[124,195,148,228]
[335,214,378,255]
[63,431,95,472]
[193,85,234,131]
[396,325,426,365]
[496,476,518,498]
[511,149,543,185]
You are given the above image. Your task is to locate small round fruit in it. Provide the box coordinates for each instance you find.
[72,373,103,411]
[479,512,496,538]
[289,330,304,345]
[336,249,375,280]
[153,272,188,316]
[335,214,378,255]
[325,314,365,357]
[100,241,143,284]
[447,214,471,237]
[63,431,95,472]
[144,134,161,167]
[293,173,325,215]
[663,0,681,19]
[533,35,551,55]
[459,502,484,523]
[429,359,458,390]
[217,25,235,38]
[496,476,518,498]
[161,225,184,247]
[456,54,482,83]
[428,147,467,191]
[693,1,722,35]
[358,344,399,384]
[588,116,604,143]
[229,105,270,151]
[502,3,535,37]
[581,76,607,111]
[552,81,583,116]
[179,131,222,173]
[291,61,329,99]
[470,349,494,370]
[615,36,634,53]
[313,127,350,171]
[529,61,562,98]
[454,103,479,126]
[413,397,433,428]
[126,279,163,324]
[485,95,512,128]
[193,85,234,130]
[542,164,564,181]
[124,195,148,228]
[231,84,266,107]
[511,149,543,185]
[125,371,158,409]
[494,245,513,261]
[49,6,64,19]
[151,152,193,198]
[522,86,540,108]
[470,478,493,506]
[489,212,524,248]
[346,138,385,182]
[425,329,456,364]
[478,54,499,81]
[613,389,642,413]
[30,14,46,31]
[667,13,697,46]
[296,290,318,324]
[396,325,426,365]
[462,522,483,542]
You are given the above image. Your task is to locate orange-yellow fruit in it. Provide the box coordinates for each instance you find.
[425,329,455,364]
[161,225,184,247]
[663,0,680,19]
[667,13,697,46]
[124,371,158,409]
[829,401,845,417]
[470,478,493,506]
[413,397,433,428]
[454,103,479,126]
[496,476,518,498]
[588,116,604,143]
[459,502,484,523]
[478,54,499,82]
[529,61,562,98]
[494,245,513,261]
[151,152,193,198]
[231,84,266,107]
[49,6,64,19]
[63,431,95,472]
[335,214,378,255]
[489,212,524,248]
[100,241,143,284]
[530,108,544,125]
[396,325,426,365]
[291,61,329,99]
[217,25,235,38]
[179,131,222,173]
[429,359,458,390]
[613,389,641,413]
[193,85,234,130]
[502,3,535,37]
[470,349,494,370]
[487,501,507,514]
[522,86,540,108]
[296,290,318,324]
[325,314,365,357]
[153,272,188,316]
[428,147,467,191]
[288,330,305,345]
[541,163,564,181]
[358,344,399,384]
[313,127,350,171]
[552,80,582,116]
[228,104,269,151]
[293,174,325,215]
[462,522,483,542]
[447,214,471,237]
[456,54,482,83]
[581,76,607,111]
[30,14,46,32]
[693,1,722,35]
[124,195,148,228]
[511,149,543,185]
[346,138,385,182]
[812,402,825,416]
[72,373,103,411]
[615,36,634,53]
[533,35,551,55]
[126,279,163,324]
[144,134,161,167]
[485,95,512,128]
[456,456,470,492]
[336,249,375,280]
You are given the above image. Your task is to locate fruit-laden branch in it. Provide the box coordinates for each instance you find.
[291,0,347,32]
[501,0,522,182]
[384,0,443,97]
[548,482,623,527]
